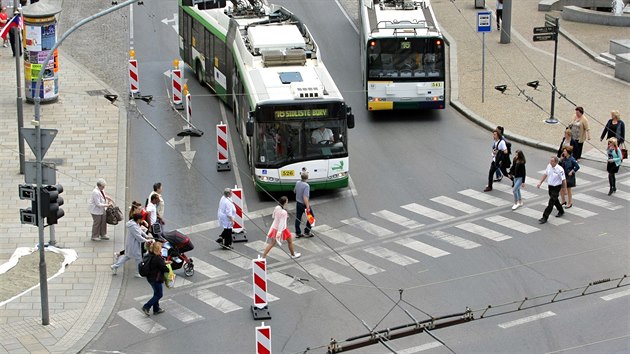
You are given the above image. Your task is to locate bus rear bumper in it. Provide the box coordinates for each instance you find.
[255,176,349,192]
[368,101,445,110]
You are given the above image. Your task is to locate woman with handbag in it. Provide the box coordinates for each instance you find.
[88,178,113,241]
[569,106,590,161]
[559,146,579,208]
[606,137,623,196]
[600,110,625,157]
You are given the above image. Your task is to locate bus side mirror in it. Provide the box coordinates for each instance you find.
[246,120,254,137]
[346,107,355,129]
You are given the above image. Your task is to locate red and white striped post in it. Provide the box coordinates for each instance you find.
[251,257,270,320]
[184,84,192,129]
[128,50,140,97]
[171,59,184,110]
[216,122,231,171]
[255,322,272,354]
[231,185,247,242]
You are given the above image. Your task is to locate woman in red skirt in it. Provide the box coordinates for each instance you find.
[262,196,301,259]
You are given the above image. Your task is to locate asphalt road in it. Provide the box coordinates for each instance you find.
[80,0,629,353]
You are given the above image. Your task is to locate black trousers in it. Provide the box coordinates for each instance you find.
[542,185,563,219]
[9,28,21,57]
[220,227,233,247]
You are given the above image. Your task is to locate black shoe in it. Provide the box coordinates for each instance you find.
[493,177,503,182]
[216,238,223,244]
[608,189,613,196]
[142,307,150,316]
[556,211,564,217]
[538,218,547,224]
[222,244,233,250]
[613,186,617,192]
[296,233,304,238]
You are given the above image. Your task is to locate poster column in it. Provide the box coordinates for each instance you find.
[22,2,62,103]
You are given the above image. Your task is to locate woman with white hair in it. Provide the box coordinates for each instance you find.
[88,178,112,241]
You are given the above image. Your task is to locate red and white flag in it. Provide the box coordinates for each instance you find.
[0,14,22,40]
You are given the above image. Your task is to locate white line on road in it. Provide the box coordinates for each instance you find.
[395,238,450,258]
[458,189,512,206]
[372,210,424,229]
[189,288,242,313]
[329,254,385,275]
[485,215,540,234]
[341,217,394,237]
[427,230,481,249]
[514,207,570,226]
[187,258,228,279]
[399,341,443,353]
[401,203,454,221]
[226,280,279,302]
[601,289,630,301]
[498,311,556,329]
[572,193,624,211]
[160,299,204,323]
[117,308,166,334]
[456,222,512,241]
[303,263,351,284]
[317,224,363,245]
[268,271,316,294]
[431,196,483,214]
[363,246,419,266]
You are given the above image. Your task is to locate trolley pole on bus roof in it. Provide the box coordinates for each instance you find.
[28,0,142,326]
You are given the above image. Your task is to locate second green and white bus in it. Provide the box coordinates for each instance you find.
[179,0,354,192]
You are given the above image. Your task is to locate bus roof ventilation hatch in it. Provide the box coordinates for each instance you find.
[290,83,324,99]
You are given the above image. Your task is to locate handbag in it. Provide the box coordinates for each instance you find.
[621,144,627,160]
[151,222,163,235]
[106,204,123,225]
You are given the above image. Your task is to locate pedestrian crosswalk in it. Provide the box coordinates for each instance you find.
[116,171,628,334]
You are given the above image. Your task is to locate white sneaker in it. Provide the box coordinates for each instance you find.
[291,252,301,259]
[134,273,143,278]
[518,201,524,206]
[110,265,117,275]
[511,204,519,210]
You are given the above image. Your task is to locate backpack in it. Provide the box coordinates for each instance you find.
[138,253,152,277]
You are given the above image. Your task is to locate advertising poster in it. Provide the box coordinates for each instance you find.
[41,24,56,51]
[25,25,42,51]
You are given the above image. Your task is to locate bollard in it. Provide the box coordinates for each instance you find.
[231,185,247,242]
[255,322,272,354]
[251,257,271,320]
[128,50,140,97]
[176,84,204,137]
[216,122,231,171]
[171,59,184,109]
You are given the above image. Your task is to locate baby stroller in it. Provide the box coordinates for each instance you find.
[160,230,195,277]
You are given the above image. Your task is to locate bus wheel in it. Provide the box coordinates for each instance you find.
[195,61,203,84]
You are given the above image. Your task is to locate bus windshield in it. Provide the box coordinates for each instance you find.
[253,104,348,168]
[367,37,444,80]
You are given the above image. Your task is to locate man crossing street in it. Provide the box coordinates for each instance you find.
[537,156,567,224]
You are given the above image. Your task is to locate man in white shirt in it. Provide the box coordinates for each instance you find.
[536,156,567,224]
[148,182,165,219]
[146,194,161,235]
[311,126,334,144]
[217,188,236,249]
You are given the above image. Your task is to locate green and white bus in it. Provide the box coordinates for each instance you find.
[179,0,354,192]
[360,0,446,110]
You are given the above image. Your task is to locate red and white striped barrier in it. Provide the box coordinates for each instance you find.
[128,51,140,96]
[252,257,268,309]
[185,90,192,128]
[255,322,271,354]
[171,60,183,109]
[216,122,231,171]
[231,185,244,233]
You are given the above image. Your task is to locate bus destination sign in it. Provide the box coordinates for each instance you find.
[274,109,328,119]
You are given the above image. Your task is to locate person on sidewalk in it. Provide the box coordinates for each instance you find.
[88,178,112,241]
[262,196,301,259]
[484,129,508,192]
[559,146,579,208]
[0,7,8,48]
[111,213,153,277]
[569,106,590,161]
[600,110,625,147]
[496,0,503,31]
[508,150,526,210]
[294,171,314,237]
[536,156,566,224]
[606,137,623,196]
[217,188,236,249]
[141,241,170,316]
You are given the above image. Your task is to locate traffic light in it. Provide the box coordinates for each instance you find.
[19,184,39,226]
[41,184,64,225]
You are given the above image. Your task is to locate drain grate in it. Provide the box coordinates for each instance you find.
[86,89,111,96]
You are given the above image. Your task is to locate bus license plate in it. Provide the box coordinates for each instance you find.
[281,170,295,177]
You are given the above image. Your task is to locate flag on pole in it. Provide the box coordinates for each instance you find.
[0,14,22,40]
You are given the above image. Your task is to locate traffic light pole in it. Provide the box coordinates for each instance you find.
[31,0,142,326]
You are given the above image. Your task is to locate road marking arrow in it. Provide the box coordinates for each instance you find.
[166,133,195,169]
[161,13,178,33]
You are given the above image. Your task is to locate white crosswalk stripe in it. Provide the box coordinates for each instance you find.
[572,193,624,210]
[160,299,204,323]
[399,342,443,353]
[244,240,290,261]
[268,271,316,294]
[293,236,324,253]
[188,258,228,279]
[394,238,450,258]
[329,254,385,275]
[498,311,556,329]
[210,249,252,269]
[303,263,351,284]
[117,308,166,334]
[341,217,394,237]
[492,182,539,199]
[363,246,419,266]
[485,215,540,234]
[456,222,512,241]
[427,230,481,249]
[458,189,512,206]
[373,210,424,229]
[431,196,483,214]
[537,202,598,218]
[226,280,279,302]
[317,224,363,244]
[576,165,609,179]
[514,207,569,225]
[189,288,242,313]
[596,187,630,201]
[401,203,454,221]
[171,275,193,288]
[601,289,630,301]
[621,178,630,186]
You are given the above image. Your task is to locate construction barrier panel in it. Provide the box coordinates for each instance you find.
[252,257,268,310]
[231,185,244,233]
[255,322,272,354]
[129,59,139,96]
[171,68,183,108]
[216,122,231,171]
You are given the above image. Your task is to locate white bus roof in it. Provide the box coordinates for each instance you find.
[364,0,441,38]
[248,25,306,51]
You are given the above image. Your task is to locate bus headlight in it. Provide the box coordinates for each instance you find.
[328,172,347,180]
[257,175,279,183]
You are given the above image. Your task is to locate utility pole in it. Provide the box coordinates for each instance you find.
[26,0,141,326]
[14,0,25,174]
